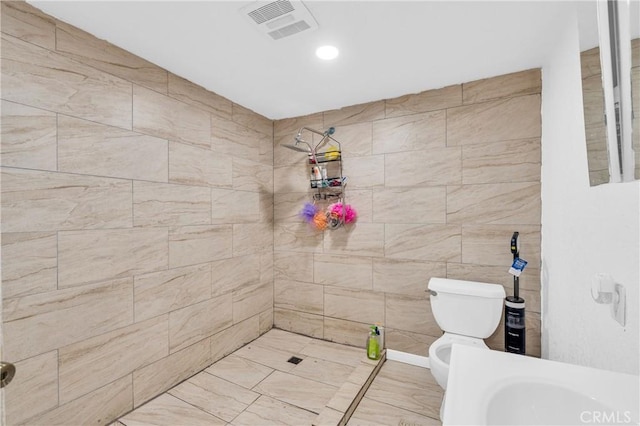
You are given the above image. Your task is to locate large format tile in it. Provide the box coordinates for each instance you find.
[384,328,437,357]
[212,117,268,163]
[324,287,384,325]
[323,223,384,257]
[385,294,439,336]
[461,224,541,268]
[254,370,337,414]
[462,68,541,104]
[341,155,385,189]
[447,94,541,146]
[348,396,439,426]
[168,372,259,422]
[58,315,168,404]
[232,281,273,323]
[3,278,133,362]
[210,316,260,362]
[232,157,273,192]
[446,182,541,225]
[58,115,168,182]
[299,339,364,367]
[1,100,56,170]
[314,254,373,290]
[28,375,133,426]
[1,1,56,50]
[5,351,58,425]
[253,328,314,354]
[324,101,385,126]
[373,258,445,297]
[385,84,462,118]
[372,110,446,154]
[462,137,540,184]
[274,251,314,283]
[1,167,132,233]
[232,103,273,136]
[291,356,355,387]
[233,223,273,256]
[333,122,372,158]
[372,187,446,224]
[212,189,261,224]
[120,393,225,426]
[169,294,233,353]
[169,224,232,268]
[133,337,212,407]
[274,308,324,339]
[385,224,461,262]
[233,342,298,373]
[169,141,232,187]
[274,223,324,253]
[168,73,232,119]
[56,22,167,93]
[275,279,324,315]
[211,254,261,296]
[133,84,211,148]
[58,228,168,288]
[384,148,461,187]
[1,231,57,298]
[205,354,273,389]
[232,394,318,426]
[1,33,132,129]
[134,263,211,322]
[134,181,211,227]
[323,317,371,347]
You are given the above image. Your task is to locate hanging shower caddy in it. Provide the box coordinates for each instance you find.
[282,126,356,230]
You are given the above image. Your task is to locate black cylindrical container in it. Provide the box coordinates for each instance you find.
[505,296,526,354]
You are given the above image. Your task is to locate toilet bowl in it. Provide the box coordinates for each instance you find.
[427,277,505,390]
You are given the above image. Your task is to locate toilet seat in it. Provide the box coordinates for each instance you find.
[429,333,489,389]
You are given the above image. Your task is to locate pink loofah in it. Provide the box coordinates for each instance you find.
[327,203,357,224]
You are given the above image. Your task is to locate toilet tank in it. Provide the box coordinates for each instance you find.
[428,278,506,339]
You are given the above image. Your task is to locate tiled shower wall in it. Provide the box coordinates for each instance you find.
[0,2,274,424]
[272,69,542,357]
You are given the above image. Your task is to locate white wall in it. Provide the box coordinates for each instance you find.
[541,11,639,375]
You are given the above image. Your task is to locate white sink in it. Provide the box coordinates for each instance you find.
[443,344,639,425]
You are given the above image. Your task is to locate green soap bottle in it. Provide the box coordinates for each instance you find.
[367,325,380,360]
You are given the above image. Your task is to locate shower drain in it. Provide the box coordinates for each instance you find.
[287,356,303,364]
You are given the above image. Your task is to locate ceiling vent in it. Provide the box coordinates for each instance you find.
[241,0,318,40]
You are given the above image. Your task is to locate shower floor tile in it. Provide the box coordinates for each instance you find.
[117,329,443,426]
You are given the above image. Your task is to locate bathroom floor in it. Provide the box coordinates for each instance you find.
[114,329,443,426]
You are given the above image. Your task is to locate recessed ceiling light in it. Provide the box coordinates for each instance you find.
[316,45,339,60]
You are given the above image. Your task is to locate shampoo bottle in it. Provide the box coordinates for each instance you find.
[366,325,381,360]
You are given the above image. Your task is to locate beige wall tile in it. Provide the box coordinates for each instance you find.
[211,117,269,163]
[210,315,260,362]
[323,317,371,347]
[211,188,260,224]
[385,224,461,262]
[58,228,168,287]
[56,22,168,94]
[134,181,211,227]
[323,223,384,257]
[2,33,132,129]
[334,122,373,158]
[461,224,541,268]
[313,254,373,290]
[169,141,232,187]
[344,189,373,223]
[446,182,541,225]
[3,278,133,362]
[373,258,446,297]
[447,94,541,146]
[274,279,323,315]
[372,110,446,154]
[27,375,133,426]
[1,100,56,170]
[5,350,58,425]
[324,101,385,126]
[233,282,273,323]
[1,232,57,298]
[232,157,273,192]
[274,133,312,167]
[324,287,384,324]
[274,308,324,339]
[168,73,232,119]
[2,168,132,233]
[384,148,462,186]
[462,137,541,184]
[580,46,602,79]
[385,328,437,356]
[233,103,273,136]
[386,294,439,335]
[233,223,272,257]
[58,315,168,403]
[274,113,324,137]
[134,264,211,322]
[133,337,211,407]
[259,308,274,333]
[169,224,232,268]
[58,115,168,182]
[133,84,210,148]
[342,154,385,189]
[274,164,312,193]
[169,294,233,353]
[274,192,309,224]
[372,187,446,224]
[1,1,56,49]
[385,84,462,118]
[211,254,261,296]
[446,262,540,292]
[274,251,314,283]
[274,223,324,253]
[463,69,541,104]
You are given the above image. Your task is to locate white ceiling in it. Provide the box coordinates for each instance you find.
[29,0,579,120]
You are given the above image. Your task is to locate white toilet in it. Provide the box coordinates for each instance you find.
[427,277,505,390]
